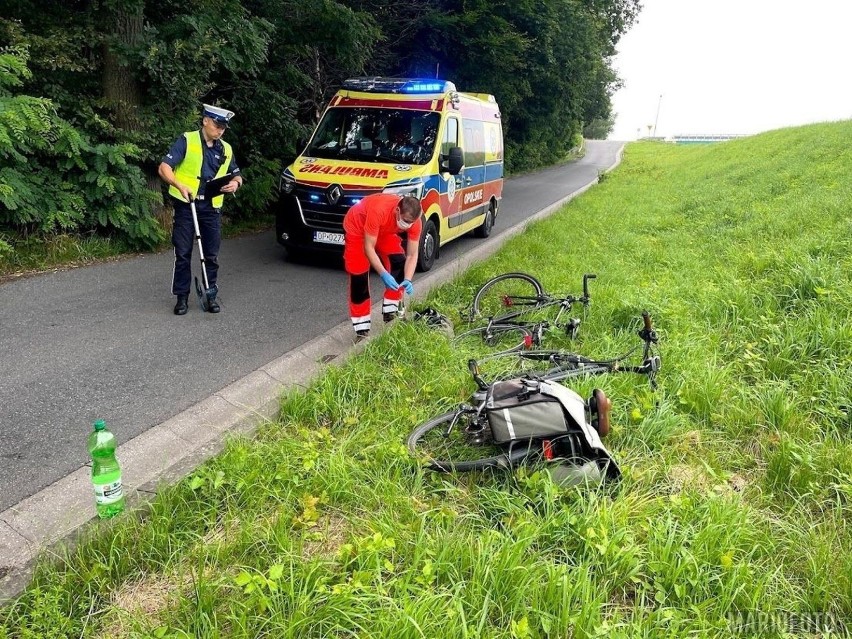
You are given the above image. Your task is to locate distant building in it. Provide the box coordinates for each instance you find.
[668,134,748,144]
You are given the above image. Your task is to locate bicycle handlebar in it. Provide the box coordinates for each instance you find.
[468,358,488,391]
[639,311,658,345]
[582,273,596,301]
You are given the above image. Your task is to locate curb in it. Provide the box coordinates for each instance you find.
[0,148,622,603]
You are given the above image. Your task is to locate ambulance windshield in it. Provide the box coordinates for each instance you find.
[306,108,440,165]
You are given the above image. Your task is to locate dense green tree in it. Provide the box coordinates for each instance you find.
[234,0,380,210]
[1,0,272,231]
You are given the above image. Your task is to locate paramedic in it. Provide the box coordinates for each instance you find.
[343,194,422,338]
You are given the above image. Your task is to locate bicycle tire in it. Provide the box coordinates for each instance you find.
[471,273,545,321]
[407,409,533,473]
[453,324,533,353]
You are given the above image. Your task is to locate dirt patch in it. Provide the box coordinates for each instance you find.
[302,511,350,560]
[727,473,748,493]
[668,464,711,493]
[94,572,192,638]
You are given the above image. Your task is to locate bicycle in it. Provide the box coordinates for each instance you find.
[407,312,660,474]
[459,273,596,351]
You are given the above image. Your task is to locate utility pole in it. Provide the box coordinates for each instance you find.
[653,94,663,138]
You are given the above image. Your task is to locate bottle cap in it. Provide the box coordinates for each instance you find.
[93,419,106,431]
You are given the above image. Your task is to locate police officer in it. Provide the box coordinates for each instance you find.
[158,104,243,315]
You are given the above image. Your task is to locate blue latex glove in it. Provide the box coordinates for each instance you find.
[380,271,400,291]
[400,279,414,295]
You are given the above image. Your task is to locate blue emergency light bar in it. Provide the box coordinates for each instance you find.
[341,77,456,94]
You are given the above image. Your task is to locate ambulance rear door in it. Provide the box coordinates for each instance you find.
[440,115,463,229]
[458,109,488,226]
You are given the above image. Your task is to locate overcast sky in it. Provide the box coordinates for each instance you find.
[609,0,852,140]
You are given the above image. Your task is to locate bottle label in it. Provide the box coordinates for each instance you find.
[93,479,123,505]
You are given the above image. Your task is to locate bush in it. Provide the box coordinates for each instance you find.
[0,47,163,251]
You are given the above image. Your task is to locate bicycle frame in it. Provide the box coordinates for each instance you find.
[469,312,660,390]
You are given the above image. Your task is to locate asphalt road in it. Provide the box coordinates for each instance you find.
[0,140,623,512]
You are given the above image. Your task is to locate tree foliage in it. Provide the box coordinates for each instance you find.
[0,0,639,252]
[0,46,162,252]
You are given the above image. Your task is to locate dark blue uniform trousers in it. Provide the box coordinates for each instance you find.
[171,199,221,296]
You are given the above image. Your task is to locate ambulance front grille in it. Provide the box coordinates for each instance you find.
[301,206,347,230]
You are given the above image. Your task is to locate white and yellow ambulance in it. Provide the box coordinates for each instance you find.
[275,77,504,271]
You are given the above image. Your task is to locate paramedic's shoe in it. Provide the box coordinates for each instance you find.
[356,329,370,342]
[174,295,188,315]
[383,312,397,323]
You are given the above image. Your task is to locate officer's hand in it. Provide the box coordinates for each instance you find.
[400,279,414,295]
[177,184,192,202]
[221,179,240,194]
[380,271,400,291]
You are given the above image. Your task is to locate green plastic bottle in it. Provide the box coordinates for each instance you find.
[88,419,125,518]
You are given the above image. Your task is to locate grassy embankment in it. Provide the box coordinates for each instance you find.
[2,122,851,638]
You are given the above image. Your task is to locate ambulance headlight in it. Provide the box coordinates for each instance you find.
[383,182,423,199]
[280,174,296,194]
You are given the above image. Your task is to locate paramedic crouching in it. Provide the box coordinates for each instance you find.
[343,194,422,339]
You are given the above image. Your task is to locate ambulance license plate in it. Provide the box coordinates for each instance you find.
[314,231,345,245]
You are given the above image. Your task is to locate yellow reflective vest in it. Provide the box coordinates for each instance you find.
[168,131,233,208]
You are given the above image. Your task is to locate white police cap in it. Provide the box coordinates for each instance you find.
[202,104,235,124]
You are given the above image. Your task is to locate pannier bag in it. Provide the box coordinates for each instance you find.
[485,377,621,480]
[485,378,567,444]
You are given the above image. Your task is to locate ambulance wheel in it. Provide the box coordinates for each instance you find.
[417,219,438,272]
[474,201,496,238]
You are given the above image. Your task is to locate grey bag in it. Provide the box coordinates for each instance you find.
[485,379,568,444]
[485,377,622,480]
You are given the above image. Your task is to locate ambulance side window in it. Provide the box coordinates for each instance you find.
[463,120,485,167]
[441,118,459,157]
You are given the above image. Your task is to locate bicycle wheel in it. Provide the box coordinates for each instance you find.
[453,324,533,353]
[471,273,544,321]
[407,408,534,472]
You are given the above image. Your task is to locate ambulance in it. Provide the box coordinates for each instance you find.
[275,77,504,271]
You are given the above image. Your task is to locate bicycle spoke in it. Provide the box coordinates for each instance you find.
[454,325,533,353]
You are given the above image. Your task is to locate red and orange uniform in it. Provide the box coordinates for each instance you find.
[343,193,422,333]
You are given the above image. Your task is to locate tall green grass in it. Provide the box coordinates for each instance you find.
[2,123,851,638]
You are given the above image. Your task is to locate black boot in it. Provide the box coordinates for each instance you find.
[206,289,221,313]
[174,294,188,315]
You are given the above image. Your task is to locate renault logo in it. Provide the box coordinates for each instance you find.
[327,184,342,205]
